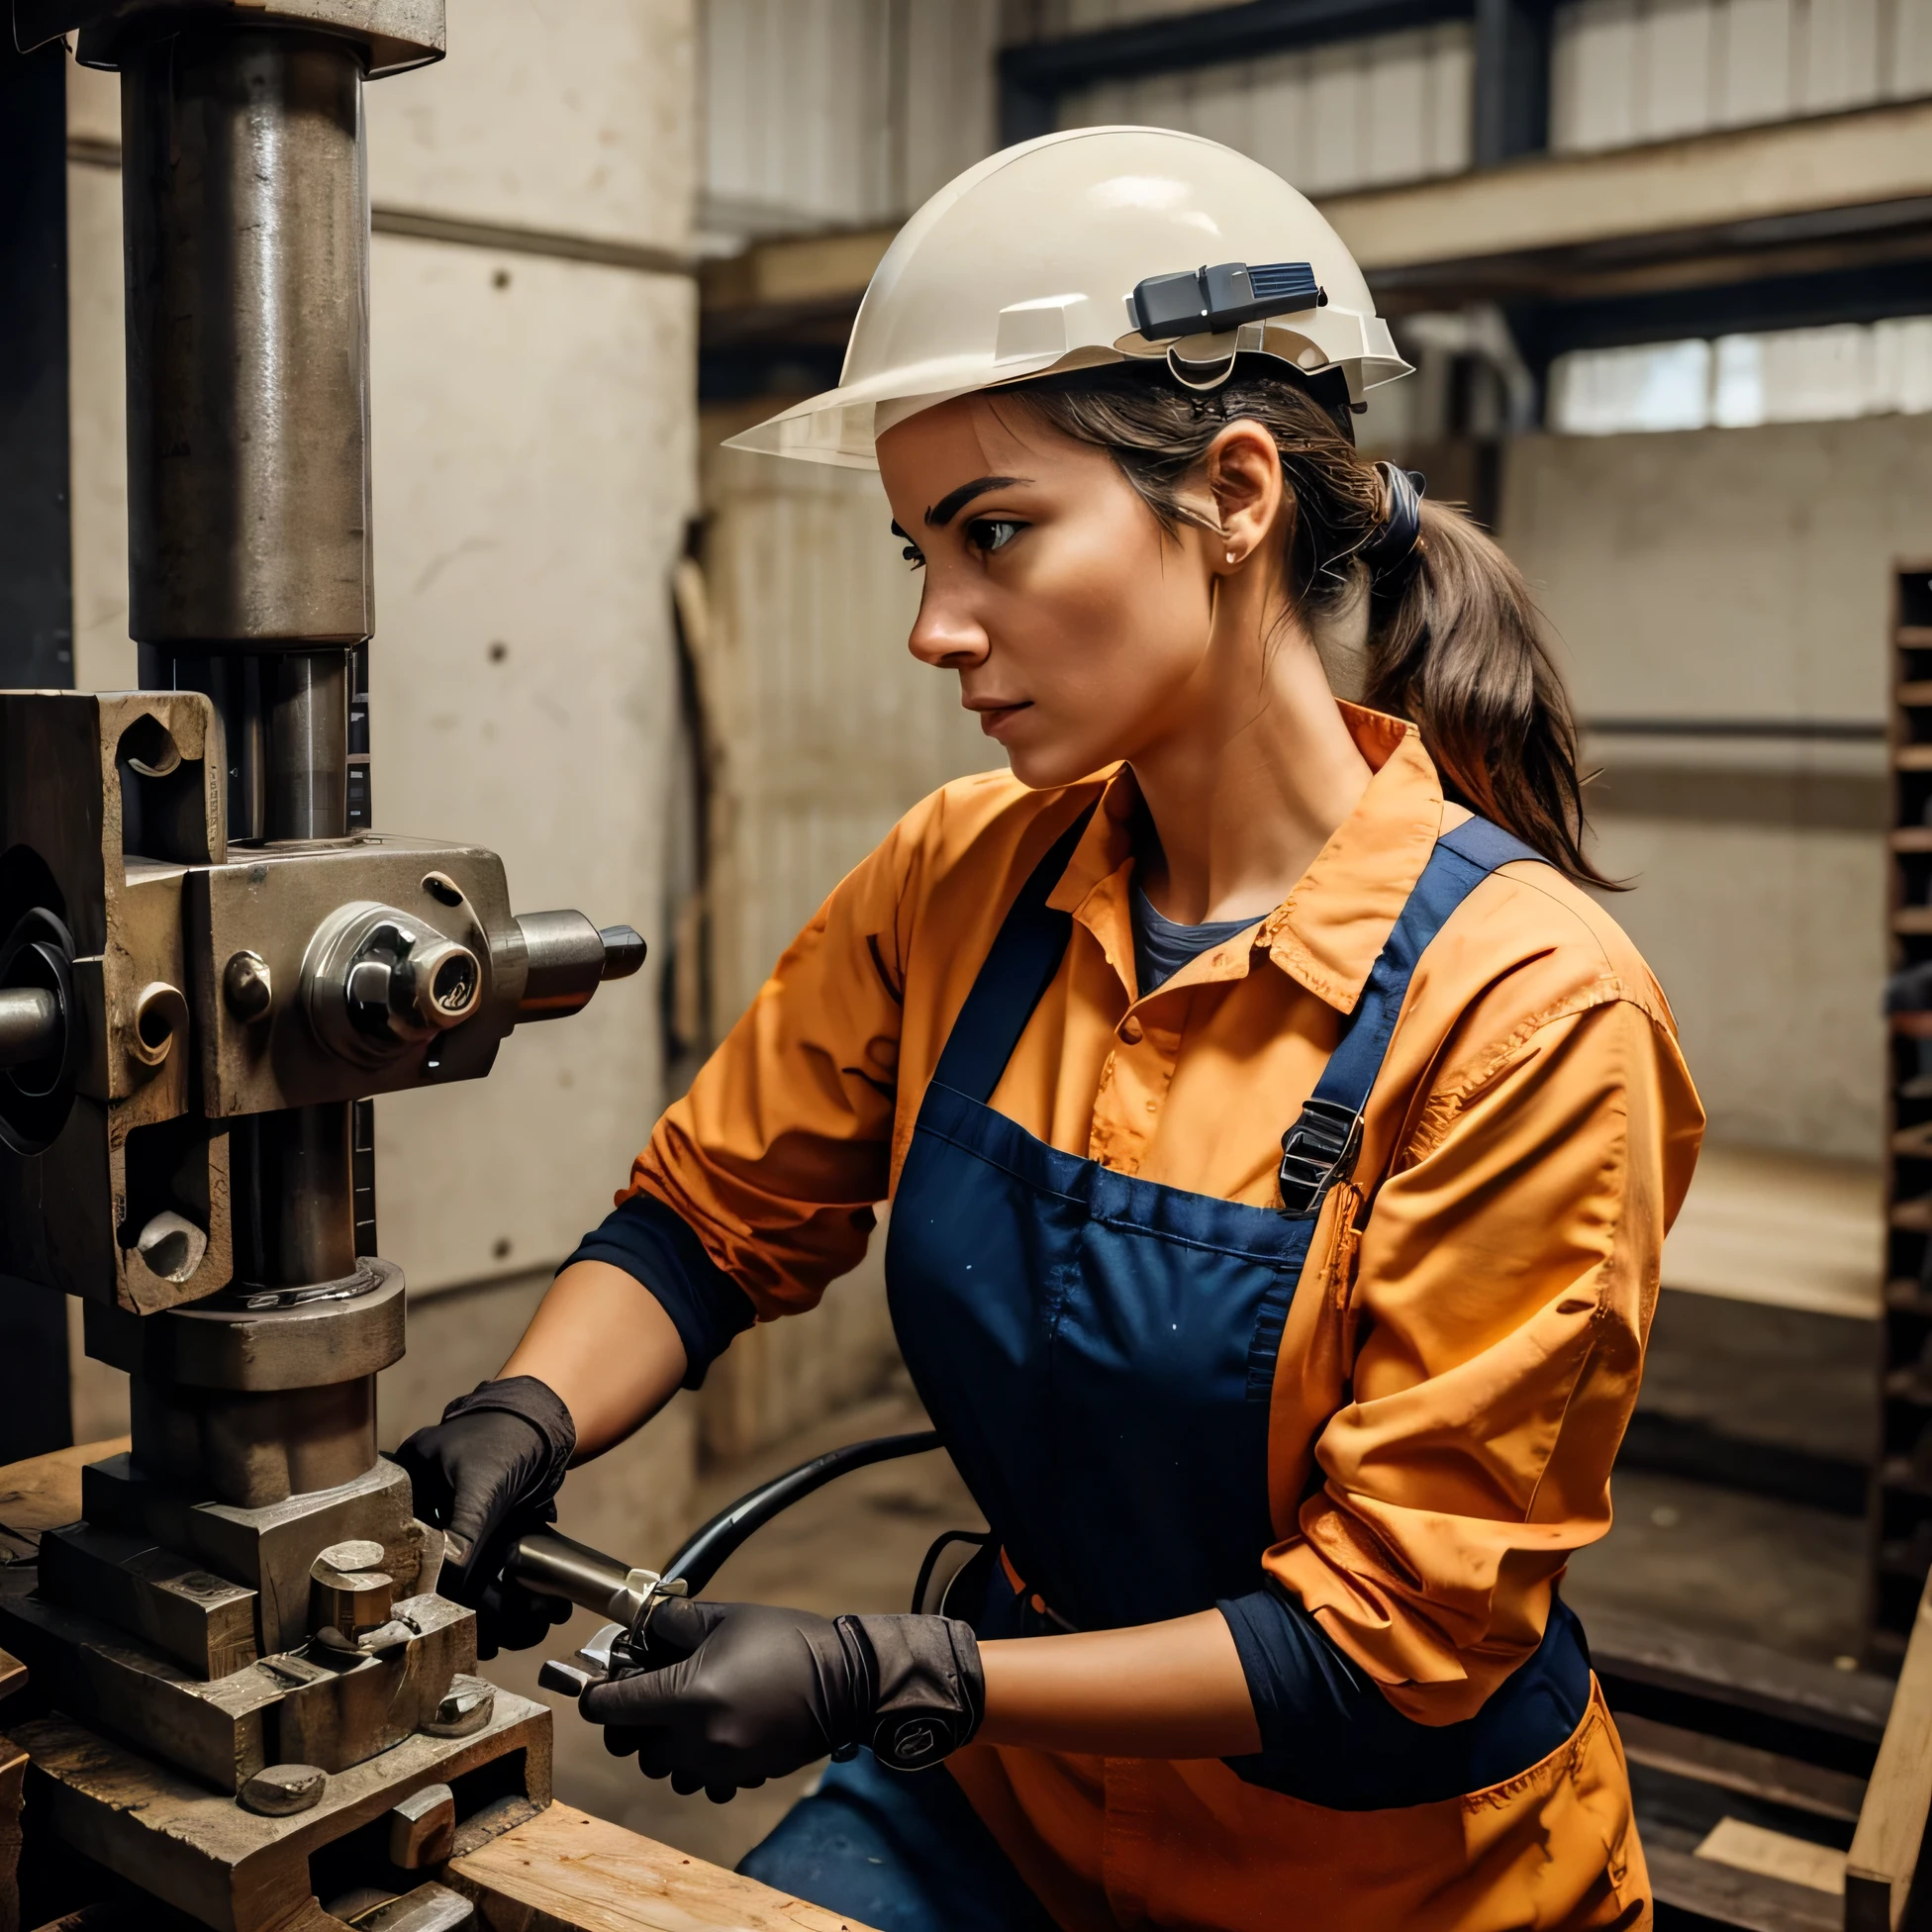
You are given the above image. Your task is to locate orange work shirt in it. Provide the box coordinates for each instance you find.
[628,703,1703,1930]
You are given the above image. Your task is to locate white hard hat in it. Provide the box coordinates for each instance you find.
[726,126,1411,471]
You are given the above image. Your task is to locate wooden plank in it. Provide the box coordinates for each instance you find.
[1695,1816,1847,1896]
[1647,1840,1843,1932]
[1615,1711,1869,1823]
[1847,1569,1932,1929]
[445,1801,880,1932]
[0,1437,129,1542]
[1586,1605,1893,1744]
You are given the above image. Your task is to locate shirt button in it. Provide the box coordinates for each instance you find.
[1120,1017,1143,1044]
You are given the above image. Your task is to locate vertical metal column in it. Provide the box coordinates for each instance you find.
[125,25,371,1318]
[115,20,374,1510]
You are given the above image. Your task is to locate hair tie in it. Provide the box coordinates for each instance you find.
[1361,462,1425,576]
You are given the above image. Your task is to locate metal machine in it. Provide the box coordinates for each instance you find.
[0,5,641,1925]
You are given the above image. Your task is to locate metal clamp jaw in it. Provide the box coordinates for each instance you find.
[1276,1096,1363,1218]
[498,1526,688,1697]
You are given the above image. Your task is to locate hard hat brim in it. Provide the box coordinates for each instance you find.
[724,326,1411,470]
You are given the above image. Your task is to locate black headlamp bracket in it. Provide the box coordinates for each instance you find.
[1128,260,1325,341]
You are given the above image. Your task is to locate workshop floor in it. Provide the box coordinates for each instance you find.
[492,1286,1881,1875]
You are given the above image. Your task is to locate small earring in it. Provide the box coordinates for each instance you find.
[1225,550,1236,564]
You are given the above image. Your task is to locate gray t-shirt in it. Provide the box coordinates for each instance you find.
[1130,878,1256,996]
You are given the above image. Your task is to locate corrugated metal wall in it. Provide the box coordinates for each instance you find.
[701,0,1932,249]
[1551,0,1932,150]
[1055,23,1473,191]
[690,412,994,1456]
[700,0,1000,243]
[698,435,991,1020]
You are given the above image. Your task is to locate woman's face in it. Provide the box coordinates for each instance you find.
[876,394,1230,790]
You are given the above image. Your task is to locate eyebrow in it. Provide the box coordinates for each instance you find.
[923,474,1028,530]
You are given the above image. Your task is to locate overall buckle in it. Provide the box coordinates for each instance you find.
[1277,1097,1362,1218]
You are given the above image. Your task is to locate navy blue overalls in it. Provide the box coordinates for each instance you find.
[889,805,1590,1798]
[743,807,1595,1920]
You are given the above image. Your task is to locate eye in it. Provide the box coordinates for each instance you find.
[967,518,1025,555]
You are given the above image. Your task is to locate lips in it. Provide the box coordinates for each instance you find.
[969,701,1030,738]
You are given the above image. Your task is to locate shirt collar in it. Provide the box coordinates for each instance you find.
[1044,703,1443,1016]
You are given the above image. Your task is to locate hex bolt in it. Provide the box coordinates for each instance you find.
[403,936,481,1029]
[239,1763,328,1816]
[422,1675,496,1738]
[312,1539,394,1641]
[222,949,274,1021]
[319,1539,386,1571]
[346,955,395,1020]
[386,1782,456,1869]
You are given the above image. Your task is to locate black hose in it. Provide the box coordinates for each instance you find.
[508,1428,943,1611]
[661,1429,941,1596]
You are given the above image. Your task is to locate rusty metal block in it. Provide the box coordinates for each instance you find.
[15,1690,549,1932]
[0,1587,279,1792]
[38,1522,259,1679]
[270,1595,474,1773]
[186,843,522,1118]
[0,691,231,1313]
[384,1784,454,1871]
[81,1454,422,1657]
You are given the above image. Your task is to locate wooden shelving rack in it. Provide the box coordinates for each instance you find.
[1873,558,1932,1666]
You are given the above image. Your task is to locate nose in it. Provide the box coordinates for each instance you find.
[907,572,990,672]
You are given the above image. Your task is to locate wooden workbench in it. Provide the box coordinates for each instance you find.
[0,1440,876,1932]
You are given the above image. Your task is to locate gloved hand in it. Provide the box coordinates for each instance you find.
[392,1376,576,1659]
[579,1596,985,1803]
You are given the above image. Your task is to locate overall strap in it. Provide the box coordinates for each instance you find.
[1277,815,1545,1216]
[931,802,1100,1105]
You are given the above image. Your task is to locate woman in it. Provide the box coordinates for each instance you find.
[398,129,1702,1931]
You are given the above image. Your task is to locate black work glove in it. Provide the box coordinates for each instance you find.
[579,1596,985,1803]
[392,1376,576,1659]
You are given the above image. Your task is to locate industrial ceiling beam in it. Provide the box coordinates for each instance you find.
[697,99,1932,403]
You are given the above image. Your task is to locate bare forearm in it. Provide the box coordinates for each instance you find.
[976,1609,1260,1758]
[500,1259,688,1460]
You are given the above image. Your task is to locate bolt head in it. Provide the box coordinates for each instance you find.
[222,949,273,1021]
[239,1763,327,1816]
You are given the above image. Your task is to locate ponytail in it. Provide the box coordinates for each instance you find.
[1012,360,1615,891]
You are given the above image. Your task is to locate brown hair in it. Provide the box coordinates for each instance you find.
[1010,358,1613,890]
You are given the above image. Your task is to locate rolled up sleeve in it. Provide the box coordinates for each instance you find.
[1264,991,1702,1724]
[621,813,926,1323]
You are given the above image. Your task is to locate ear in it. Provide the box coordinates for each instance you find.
[1203,421,1284,571]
